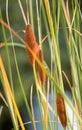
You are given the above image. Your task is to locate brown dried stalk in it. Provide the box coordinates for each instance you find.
[56,93,67,128]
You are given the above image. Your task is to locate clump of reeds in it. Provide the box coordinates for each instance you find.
[0,0,82,130]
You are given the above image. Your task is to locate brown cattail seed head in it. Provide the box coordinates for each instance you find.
[25,24,46,85]
[25,24,39,64]
[56,93,67,128]
[35,49,46,86]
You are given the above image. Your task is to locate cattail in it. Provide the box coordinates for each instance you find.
[35,49,46,86]
[25,24,46,85]
[25,24,39,64]
[56,93,67,128]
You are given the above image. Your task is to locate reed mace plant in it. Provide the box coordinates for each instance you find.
[25,24,46,86]
[56,93,67,128]
[35,49,46,86]
[25,24,39,65]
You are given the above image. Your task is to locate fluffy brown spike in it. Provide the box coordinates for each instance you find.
[25,24,39,64]
[35,49,46,86]
[56,93,67,128]
[25,24,46,85]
